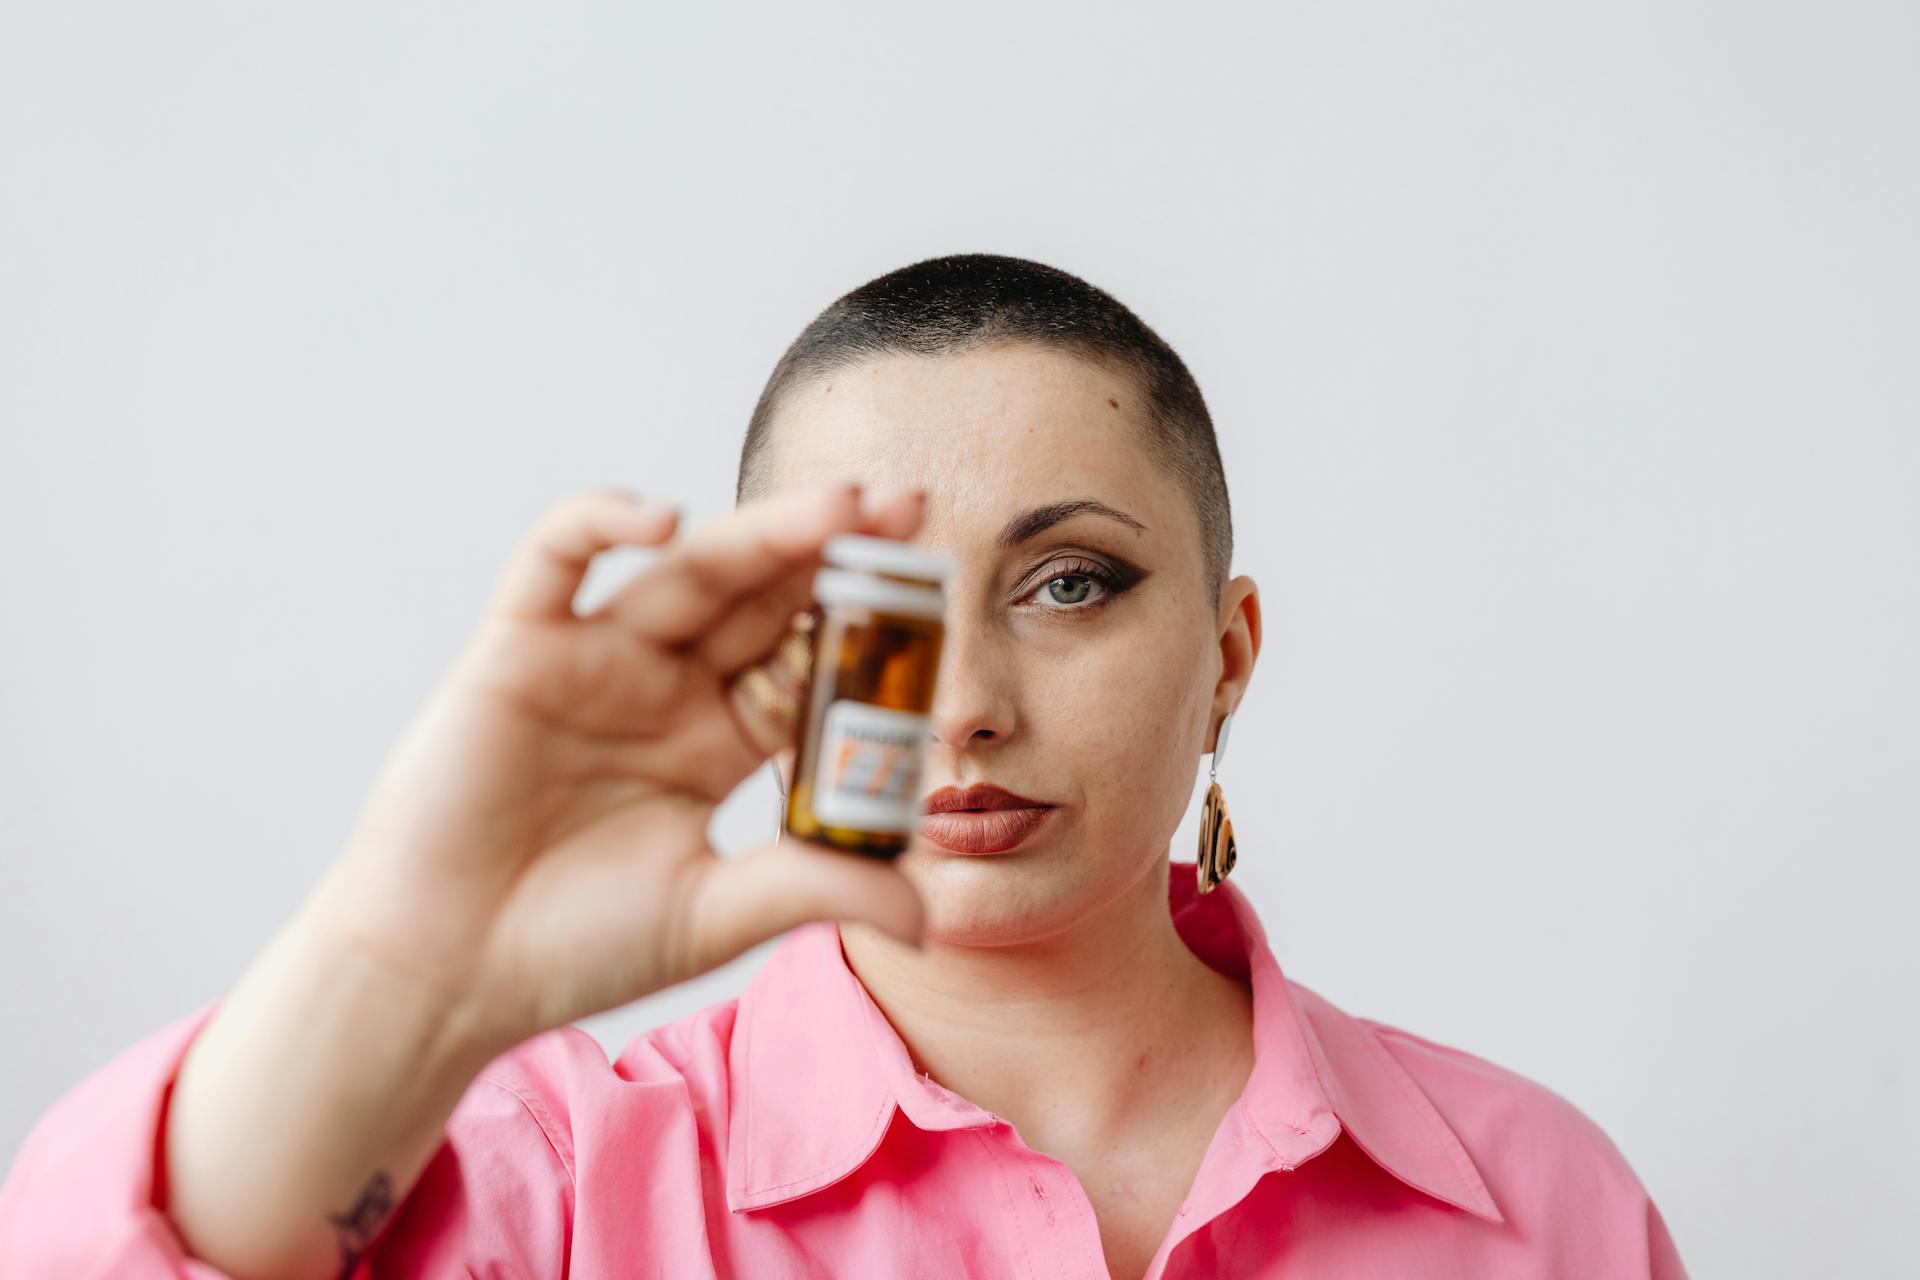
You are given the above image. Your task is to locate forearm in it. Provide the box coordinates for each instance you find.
[161,880,510,1280]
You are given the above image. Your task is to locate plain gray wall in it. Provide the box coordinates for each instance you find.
[3,4,1914,1275]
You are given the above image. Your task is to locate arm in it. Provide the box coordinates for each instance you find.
[156,889,519,1280]
[3,484,928,1279]
[1,964,570,1280]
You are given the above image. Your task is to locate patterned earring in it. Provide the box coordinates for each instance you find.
[1196,709,1239,894]
[771,760,789,843]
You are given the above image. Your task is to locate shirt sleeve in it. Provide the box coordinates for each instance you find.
[0,1003,574,1279]
[1645,1193,1689,1279]
[0,1002,240,1277]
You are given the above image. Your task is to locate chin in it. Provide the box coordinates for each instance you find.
[897,848,1096,945]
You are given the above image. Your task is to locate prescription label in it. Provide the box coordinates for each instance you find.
[811,699,931,833]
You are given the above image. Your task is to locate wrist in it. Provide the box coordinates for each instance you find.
[285,875,521,1084]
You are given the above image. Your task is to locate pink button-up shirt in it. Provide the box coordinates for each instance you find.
[1,861,1687,1277]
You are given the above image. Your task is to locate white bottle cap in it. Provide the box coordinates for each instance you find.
[822,533,952,584]
[812,567,946,621]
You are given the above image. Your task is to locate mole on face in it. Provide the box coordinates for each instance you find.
[1107,397,1120,410]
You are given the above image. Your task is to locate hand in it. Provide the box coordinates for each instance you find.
[309,482,929,1053]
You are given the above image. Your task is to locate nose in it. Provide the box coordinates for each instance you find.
[926,611,1015,752]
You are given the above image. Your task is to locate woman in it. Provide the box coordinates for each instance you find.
[0,255,1687,1278]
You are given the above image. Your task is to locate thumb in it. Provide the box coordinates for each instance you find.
[685,838,927,969]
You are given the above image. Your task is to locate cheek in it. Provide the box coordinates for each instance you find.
[1028,619,1210,824]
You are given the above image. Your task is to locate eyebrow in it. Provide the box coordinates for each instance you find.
[997,499,1148,547]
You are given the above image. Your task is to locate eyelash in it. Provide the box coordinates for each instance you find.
[1018,557,1133,614]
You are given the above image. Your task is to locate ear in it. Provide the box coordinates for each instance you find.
[1208,575,1261,753]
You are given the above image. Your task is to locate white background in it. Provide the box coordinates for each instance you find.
[3,4,1915,1274]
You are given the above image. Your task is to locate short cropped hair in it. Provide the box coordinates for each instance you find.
[734,253,1232,607]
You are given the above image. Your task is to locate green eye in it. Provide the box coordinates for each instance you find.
[1020,557,1133,613]
[1045,575,1095,605]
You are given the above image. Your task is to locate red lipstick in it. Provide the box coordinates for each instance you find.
[919,784,1056,855]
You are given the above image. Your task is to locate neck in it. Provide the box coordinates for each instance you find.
[838,858,1254,1154]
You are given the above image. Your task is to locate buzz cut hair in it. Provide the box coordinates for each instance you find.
[734,253,1232,608]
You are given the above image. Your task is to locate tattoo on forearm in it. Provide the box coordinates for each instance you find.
[329,1170,396,1279]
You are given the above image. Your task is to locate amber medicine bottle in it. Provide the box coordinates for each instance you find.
[784,533,950,858]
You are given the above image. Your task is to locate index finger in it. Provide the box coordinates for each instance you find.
[488,487,683,621]
[596,483,926,647]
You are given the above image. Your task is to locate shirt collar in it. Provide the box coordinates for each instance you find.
[725,861,1503,1225]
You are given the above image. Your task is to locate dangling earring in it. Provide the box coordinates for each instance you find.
[771,760,789,843]
[1196,709,1239,893]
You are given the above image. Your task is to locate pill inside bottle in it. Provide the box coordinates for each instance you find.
[784,533,950,858]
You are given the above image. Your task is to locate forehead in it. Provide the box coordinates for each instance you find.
[761,342,1184,546]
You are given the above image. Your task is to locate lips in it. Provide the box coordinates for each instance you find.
[919,784,1056,855]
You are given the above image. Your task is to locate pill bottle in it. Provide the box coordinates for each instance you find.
[784,533,950,858]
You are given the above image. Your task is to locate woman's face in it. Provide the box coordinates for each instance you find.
[763,341,1259,945]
